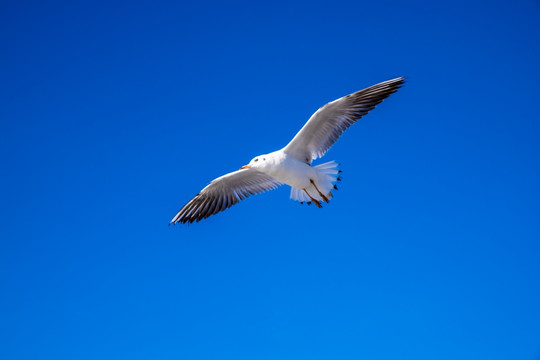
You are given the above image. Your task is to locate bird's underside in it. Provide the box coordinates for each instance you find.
[170,77,404,224]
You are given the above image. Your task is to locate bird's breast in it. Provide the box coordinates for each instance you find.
[263,155,314,189]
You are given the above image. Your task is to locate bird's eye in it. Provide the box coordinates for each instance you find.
[254,158,258,162]
[263,158,266,161]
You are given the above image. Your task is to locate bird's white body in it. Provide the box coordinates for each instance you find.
[171,77,404,224]
[245,149,340,205]
[248,150,315,189]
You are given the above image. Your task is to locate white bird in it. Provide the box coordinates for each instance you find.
[170,77,404,224]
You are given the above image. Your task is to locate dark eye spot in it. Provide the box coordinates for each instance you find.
[254,158,258,162]
[263,158,266,161]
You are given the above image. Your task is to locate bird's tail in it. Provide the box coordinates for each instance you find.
[290,161,341,205]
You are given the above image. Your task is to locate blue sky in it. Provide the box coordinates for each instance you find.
[1,0,539,359]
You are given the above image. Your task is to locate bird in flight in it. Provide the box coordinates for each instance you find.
[170,77,404,224]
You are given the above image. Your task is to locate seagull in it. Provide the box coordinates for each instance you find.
[170,77,404,224]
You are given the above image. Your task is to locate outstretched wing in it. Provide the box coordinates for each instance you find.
[283,77,404,163]
[170,168,282,224]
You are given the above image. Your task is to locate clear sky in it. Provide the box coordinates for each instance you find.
[1,1,539,359]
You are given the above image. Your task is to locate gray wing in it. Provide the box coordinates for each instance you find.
[170,168,282,224]
[283,77,404,163]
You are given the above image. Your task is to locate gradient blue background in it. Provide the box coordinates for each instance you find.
[1,1,539,359]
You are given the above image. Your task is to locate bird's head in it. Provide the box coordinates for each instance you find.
[241,155,269,170]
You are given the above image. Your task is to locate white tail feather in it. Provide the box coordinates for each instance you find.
[289,161,340,203]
